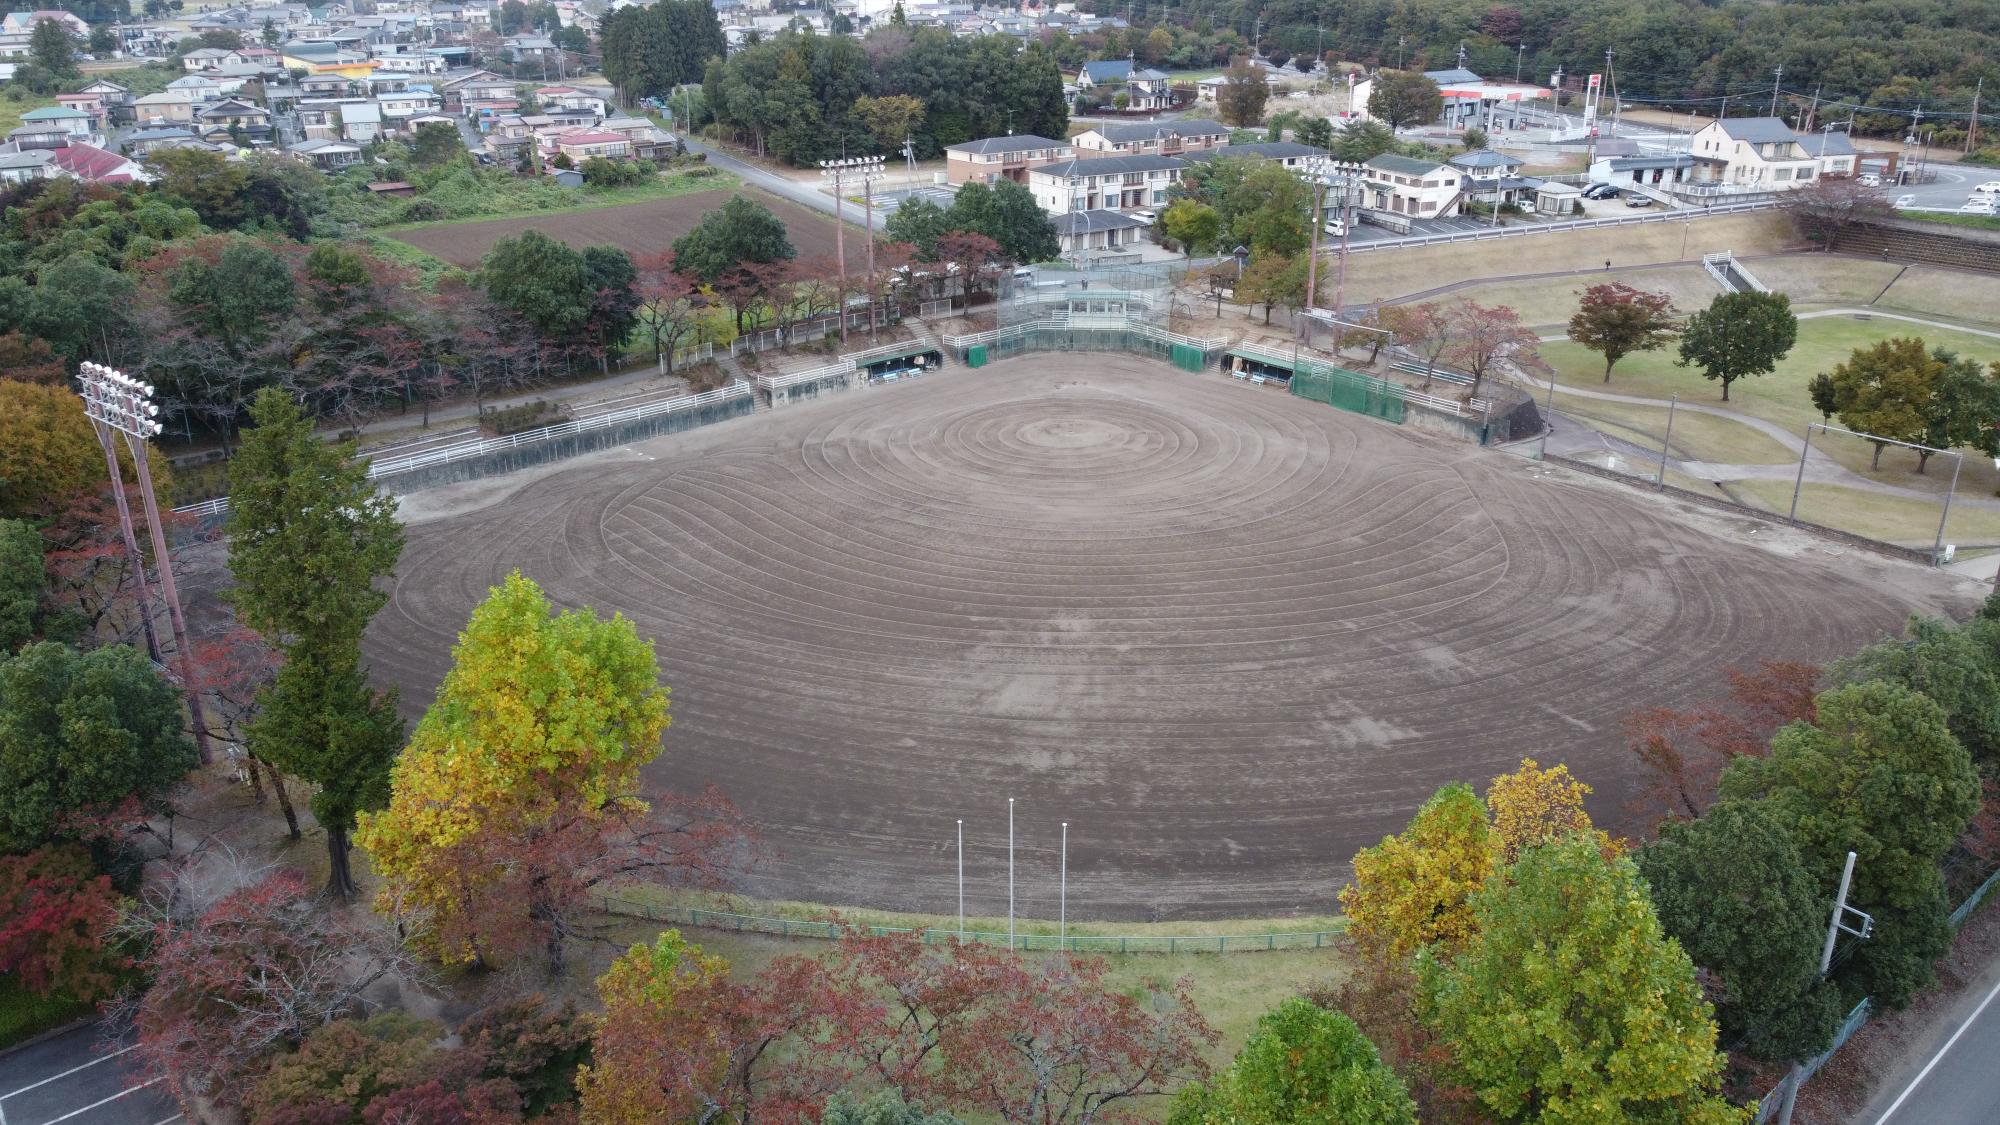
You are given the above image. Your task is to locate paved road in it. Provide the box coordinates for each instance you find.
[0,1024,179,1125]
[1858,963,2000,1124]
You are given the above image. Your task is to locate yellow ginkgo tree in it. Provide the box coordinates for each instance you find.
[358,571,746,972]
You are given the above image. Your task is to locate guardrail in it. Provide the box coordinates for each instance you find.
[173,383,754,518]
[1340,199,1776,254]
[591,892,1344,954]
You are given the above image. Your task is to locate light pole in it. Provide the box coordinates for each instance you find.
[819,155,884,343]
[77,362,214,765]
[1059,821,1068,952]
[956,818,965,942]
[1007,797,1016,951]
[1537,362,1559,459]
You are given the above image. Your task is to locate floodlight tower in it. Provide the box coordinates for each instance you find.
[78,361,215,765]
[820,155,887,342]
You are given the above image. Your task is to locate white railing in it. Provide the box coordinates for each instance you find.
[940,321,1224,355]
[1702,251,1738,292]
[756,363,851,393]
[1341,199,1777,255]
[173,384,753,517]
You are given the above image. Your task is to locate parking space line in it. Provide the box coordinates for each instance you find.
[149,1115,182,1125]
[0,1046,136,1102]
[37,1077,162,1125]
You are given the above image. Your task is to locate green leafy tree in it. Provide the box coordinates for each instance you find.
[1366,71,1443,129]
[1170,997,1416,1125]
[1832,615,2000,768]
[228,389,405,900]
[1461,126,1489,150]
[1419,835,1747,1125]
[1808,371,1838,420]
[1333,119,1398,163]
[1675,290,1797,402]
[407,121,467,168]
[481,230,590,339]
[947,179,1059,264]
[1232,162,1312,258]
[0,519,44,653]
[0,641,197,853]
[670,194,796,330]
[1567,283,1679,382]
[1718,681,1980,1006]
[1296,116,1335,149]
[28,18,78,80]
[166,237,297,361]
[1236,252,1306,324]
[886,196,953,259]
[823,1091,963,1125]
[1162,199,1222,257]
[1919,349,2000,469]
[1638,802,1848,1062]
[1827,336,1942,468]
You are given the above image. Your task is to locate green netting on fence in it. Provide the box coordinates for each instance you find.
[1170,343,1205,372]
[593,895,1343,954]
[1290,364,1407,423]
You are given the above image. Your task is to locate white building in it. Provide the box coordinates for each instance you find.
[1687,117,1821,190]
[1028,153,1184,215]
[1360,153,1463,219]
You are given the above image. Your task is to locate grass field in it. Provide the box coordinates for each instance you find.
[1552,390,1796,465]
[1731,480,2000,548]
[369,168,739,233]
[1875,266,2000,327]
[0,980,91,1050]
[1743,255,1905,307]
[1448,264,1719,328]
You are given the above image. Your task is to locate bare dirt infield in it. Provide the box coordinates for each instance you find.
[386,187,842,268]
[364,355,1977,920]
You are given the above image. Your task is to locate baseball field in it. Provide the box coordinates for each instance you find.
[363,354,1976,921]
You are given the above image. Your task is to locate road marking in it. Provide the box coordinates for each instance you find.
[0,1046,136,1101]
[149,1115,182,1125]
[35,1076,162,1125]
[1873,970,2000,1123]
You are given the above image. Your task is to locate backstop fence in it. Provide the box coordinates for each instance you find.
[942,320,1224,372]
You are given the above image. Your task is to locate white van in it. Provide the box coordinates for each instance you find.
[1857,172,1881,187]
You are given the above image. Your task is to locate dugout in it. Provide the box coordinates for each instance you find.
[862,346,942,383]
[1221,350,1295,387]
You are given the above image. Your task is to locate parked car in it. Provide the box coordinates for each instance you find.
[1974,181,2000,195]
[1624,195,1656,207]
[1961,199,1998,215]
[1323,217,1346,237]
[1129,209,1158,225]
[1894,193,1916,208]
[1583,183,1622,200]
[1857,172,1881,187]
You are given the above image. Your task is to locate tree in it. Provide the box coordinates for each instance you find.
[1623,660,1819,828]
[1232,163,1313,258]
[1808,371,1838,420]
[482,230,590,340]
[1366,71,1443,129]
[1419,835,1747,1125]
[1170,997,1415,1125]
[1333,119,1397,163]
[1567,283,1679,382]
[1918,349,2000,470]
[1236,253,1303,324]
[671,195,796,330]
[0,843,124,1002]
[408,121,467,168]
[1675,290,1797,402]
[581,245,641,374]
[1460,126,1489,150]
[119,865,422,1115]
[947,180,1059,265]
[0,642,197,854]
[886,197,953,260]
[1163,199,1222,257]
[1339,783,1493,964]
[1441,299,1537,397]
[1296,116,1335,150]
[1638,802,1848,1062]
[228,389,404,900]
[359,572,743,973]
[1832,615,2000,769]
[1381,302,1451,377]
[0,381,119,521]
[0,519,44,653]
[575,931,748,1124]
[1827,336,1940,468]
[245,1011,483,1124]
[1718,681,1980,1006]
[1782,173,1892,249]
[1215,56,1269,127]
[28,18,78,80]
[852,94,926,152]
[1484,757,1600,864]
[633,256,707,374]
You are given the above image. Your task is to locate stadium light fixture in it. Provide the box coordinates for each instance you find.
[820,156,888,343]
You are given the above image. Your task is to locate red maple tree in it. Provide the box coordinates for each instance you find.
[1623,660,1821,830]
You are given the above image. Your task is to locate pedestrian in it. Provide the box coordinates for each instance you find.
[1605,259,1612,271]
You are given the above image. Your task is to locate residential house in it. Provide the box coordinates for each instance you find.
[1071,118,1229,156]
[1587,152,1696,193]
[536,86,606,119]
[600,116,676,159]
[551,129,630,162]
[1028,153,1184,214]
[543,107,596,129]
[944,134,1075,186]
[55,92,111,129]
[76,79,133,109]
[405,111,458,133]
[1360,153,1463,218]
[0,10,87,38]
[124,127,201,156]
[46,142,147,184]
[377,89,443,122]
[1446,148,1542,207]
[338,101,384,143]
[300,73,359,97]
[196,98,274,142]
[113,24,175,58]
[181,47,241,72]
[287,138,364,169]
[0,146,53,183]
[167,74,228,100]
[7,122,71,149]
[1687,117,1820,190]
[504,35,558,61]
[1074,60,1174,111]
[1051,210,1149,259]
[1797,130,1861,178]
[133,92,198,126]
[1185,140,1326,171]
[19,106,96,142]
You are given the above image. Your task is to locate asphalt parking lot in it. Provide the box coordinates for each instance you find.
[0,1024,178,1125]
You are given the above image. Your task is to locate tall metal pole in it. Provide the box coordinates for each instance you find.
[1059,821,1068,952]
[957,818,965,942]
[1788,424,1816,522]
[1332,163,1356,350]
[1779,850,1863,1125]
[863,171,876,338]
[1656,394,1678,488]
[1007,797,1016,951]
[1537,363,1559,459]
[1933,450,1963,564]
[1304,159,1324,328]
[822,160,848,344]
[125,437,214,765]
[90,426,162,664]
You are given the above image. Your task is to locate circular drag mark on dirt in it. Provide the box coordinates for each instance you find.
[368,356,1960,920]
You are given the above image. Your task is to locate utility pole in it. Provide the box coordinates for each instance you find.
[1769,63,1784,118]
[1776,851,1873,1125]
[1515,42,1525,82]
[1456,39,1466,69]
[1007,797,1016,951]
[1968,77,1984,153]
[1397,34,1405,69]
[818,156,883,344]
[1803,85,1820,133]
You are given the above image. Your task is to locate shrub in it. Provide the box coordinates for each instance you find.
[478,399,567,436]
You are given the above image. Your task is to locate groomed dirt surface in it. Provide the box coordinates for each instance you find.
[365,355,1976,921]
[387,187,844,268]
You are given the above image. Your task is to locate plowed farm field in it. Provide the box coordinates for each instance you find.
[388,187,844,268]
[366,355,1979,920]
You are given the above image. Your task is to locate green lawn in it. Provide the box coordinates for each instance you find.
[366,168,739,233]
[1552,391,1796,466]
[1910,211,2000,234]
[1730,480,2000,548]
[0,980,92,1050]
[1545,314,2000,494]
